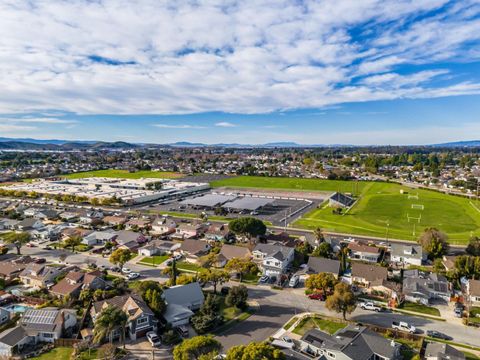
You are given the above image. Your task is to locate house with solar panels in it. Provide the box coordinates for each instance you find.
[0,308,77,357]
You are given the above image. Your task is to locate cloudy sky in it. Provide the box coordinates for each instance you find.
[1,0,480,145]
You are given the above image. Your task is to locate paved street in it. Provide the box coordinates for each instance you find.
[216,284,480,350]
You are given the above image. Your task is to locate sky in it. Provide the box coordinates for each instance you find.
[1,0,480,145]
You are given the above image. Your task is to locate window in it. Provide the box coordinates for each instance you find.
[42,333,54,338]
[137,317,148,325]
[327,352,335,359]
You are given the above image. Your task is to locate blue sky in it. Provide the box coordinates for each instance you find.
[1,0,480,145]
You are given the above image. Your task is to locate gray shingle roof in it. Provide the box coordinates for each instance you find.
[0,325,27,347]
[307,257,340,275]
[163,282,204,308]
[254,243,292,260]
[424,342,465,360]
[390,243,423,260]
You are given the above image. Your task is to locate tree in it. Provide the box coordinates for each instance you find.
[226,342,285,360]
[452,255,480,281]
[98,343,117,360]
[93,305,128,346]
[172,335,222,360]
[295,241,313,260]
[2,231,30,255]
[226,285,248,309]
[337,246,349,273]
[192,295,221,334]
[466,236,480,256]
[312,242,332,258]
[229,217,266,241]
[109,248,132,269]
[326,282,356,320]
[144,288,166,316]
[305,273,337,295]
[64,235,82,252]
[418,228,449,259]
[176,273,196,285]
[198,269,230,294]
[225,258,258,282]
[313,227,324,244]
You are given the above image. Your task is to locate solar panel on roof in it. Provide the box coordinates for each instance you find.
[23,309,58,324]
[181,194,237,207]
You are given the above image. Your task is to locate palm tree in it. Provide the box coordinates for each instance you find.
[93,305,128,345]
[313,227,324,246]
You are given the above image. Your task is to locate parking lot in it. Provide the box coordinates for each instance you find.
[140,190,322,226]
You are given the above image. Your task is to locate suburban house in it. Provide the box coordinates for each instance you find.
[51,271,107,298]
[174,223,204,239]
[61,227,93,241]
[151,217,177,235]
[253,243,295,277]
[59,211,80,222]
[91,293,157,340]
[306,257,341,278]
[0,308,11,326]
[351,263,388,288]
[298,325,400,360]
[102,215,128,227]
[0,219,19,231]
[329,192,355,208]
[19,264,64,288]
[178,239,211,263]
[216,244,252,268]
[204,223,232,242]
[162,282,204,327]
[125,218,151,231]
[465,279,480,306]
[115,230,147,251]
[138,240,178,257]
[424,342,465,360]
[348,242,382,263]
[403,270,451,304]
[390,243,425,266]
[0,308,77,358]
[79,210,104,225]
[15,218,44,231]
[82,231,117,246]
[0,261,26,281]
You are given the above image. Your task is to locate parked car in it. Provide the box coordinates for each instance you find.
[392,321,416,333]
[110,266,121,272]
[359,302,383,312]
[289,275,300,288]
[176,325,189,337]
[147,331,161,347]
[127,272,140,280]
[454,307,463,318]
[173,254,183,261]
[426,330,451,340]
[121,267,132,274]
[308,293,325,301]
[33,258,46,264]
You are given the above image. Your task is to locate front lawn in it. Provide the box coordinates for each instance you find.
[292,316,347,336]
[283,316,299,330]
[400,301,441,317]
[31,347,73,360]
[138,255,170,266]
[177,261,202,273]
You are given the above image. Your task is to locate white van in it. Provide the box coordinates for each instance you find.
[289,275,299,288]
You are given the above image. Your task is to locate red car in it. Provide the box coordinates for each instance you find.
[308,293,325,301]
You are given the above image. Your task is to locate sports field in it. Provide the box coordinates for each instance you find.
[210,176,367,195]
[294,181,480,245]
[63,169,183,179]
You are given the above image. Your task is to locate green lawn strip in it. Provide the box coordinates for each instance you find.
[292,316,347,336]
[31,347,73,360]
[283,316,299,330]
[464,352,480,360]
[392,308,446,321]
[105,274,121,281]
[138,255,170,266]
[357,295,387,303]
[63,169,182,179]
[77,349,99,360]
[426,338,480,352]
[176,261,202,273]
[399,301,441,317]
[384,336,422,360]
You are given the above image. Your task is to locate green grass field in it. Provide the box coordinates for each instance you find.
[210,176,367,195]
[294,181,480,244]
[138,255,170,266]
[63,169,182,179]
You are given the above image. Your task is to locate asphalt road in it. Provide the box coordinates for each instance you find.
[216,285,480,350]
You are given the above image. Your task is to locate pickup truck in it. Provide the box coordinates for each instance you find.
[392,321,416,334]
[359,302,383,312]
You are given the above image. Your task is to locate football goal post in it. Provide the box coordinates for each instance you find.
[411,204,424,210]
[407,213,421,223]
[408,193,419,200]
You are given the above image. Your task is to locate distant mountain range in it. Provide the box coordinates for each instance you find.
[1,137,480,149]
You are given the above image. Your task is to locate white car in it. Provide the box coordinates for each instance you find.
[127,272,140,280]
[121,267,131,274]
[146,331,161,347]
[173,254,183,261]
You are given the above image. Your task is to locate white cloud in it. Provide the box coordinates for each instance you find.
[0,117,78,124]
[215,122,237,127]
[0,124,37,133]
[0,1,478,115]
[152,124,206,129]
